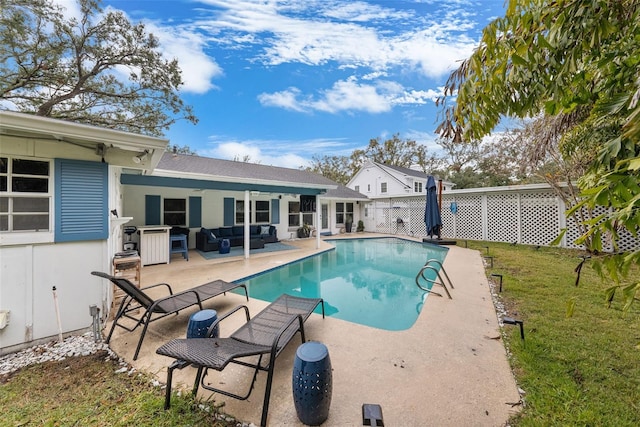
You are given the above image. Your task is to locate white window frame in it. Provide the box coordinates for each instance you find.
[336,202,353,225]
[380,182,387,193]
[288,200,314,230]
[255,200,270,223]
[414,182,423,193]
[0,156,54,245]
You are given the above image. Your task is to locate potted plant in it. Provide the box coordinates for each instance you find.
[345,215,353,233]
[297,223,311,238]
[356,220,365,232]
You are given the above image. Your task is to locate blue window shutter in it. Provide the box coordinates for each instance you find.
[189,196,202,228]
[271,198,280,224]
[223,197,234,226]
[145,195,161,225]
[55,159,108,242]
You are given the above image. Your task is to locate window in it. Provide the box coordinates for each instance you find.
[367,184,370,192]
[255,200,270,223]
[164,198,186,226]
[335,202,344,224]
[355,185,360,192]
[288,201,300,227]
[380,182,387,193]
[289,201,314,228]
[414,182,423,193]
[236,200,248,224]
[0,157,51,232]
[335,202,353,224]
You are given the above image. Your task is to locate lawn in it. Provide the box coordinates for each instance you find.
[0,350,238,427]
[466,241,640,426]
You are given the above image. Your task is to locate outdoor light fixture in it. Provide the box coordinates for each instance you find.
[503,316,525,340]
[133,150,149,164]
[491,273,503,292]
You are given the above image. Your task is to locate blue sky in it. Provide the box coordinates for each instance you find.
[58,0,506,168]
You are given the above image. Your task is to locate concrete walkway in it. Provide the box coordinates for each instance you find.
[106,235,521,426]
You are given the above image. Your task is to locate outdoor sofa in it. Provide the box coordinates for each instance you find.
[196,225,278,252]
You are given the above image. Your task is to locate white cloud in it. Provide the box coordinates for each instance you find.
[201,135,353,168]
[258,78,445,114]
[198,0,481,78]
[213,141,309,168]
[51,0,83,20]
[257,88,307,112]
[144,22,223,94]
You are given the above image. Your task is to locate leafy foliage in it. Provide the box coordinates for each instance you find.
[0,0,197,136]
[437,0,640,309]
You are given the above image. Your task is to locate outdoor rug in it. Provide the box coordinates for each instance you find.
[196,241,297,260]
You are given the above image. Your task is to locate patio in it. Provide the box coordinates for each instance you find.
[105,234,521,426]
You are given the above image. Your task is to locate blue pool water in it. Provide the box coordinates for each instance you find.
[237,238,448,331]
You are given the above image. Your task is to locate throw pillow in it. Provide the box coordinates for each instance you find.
[260,225,270,235]
[209,230,217,241]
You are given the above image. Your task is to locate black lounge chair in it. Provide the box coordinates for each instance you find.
[91,271,248,360]
[156,294,325,426]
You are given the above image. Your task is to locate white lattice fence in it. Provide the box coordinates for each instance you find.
[486,193,519,243]
[442,194,484,240]
[520,192,560,246]
[370,186,640,252]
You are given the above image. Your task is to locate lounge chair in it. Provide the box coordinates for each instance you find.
[91,271,248,360]
[156,294,325,426]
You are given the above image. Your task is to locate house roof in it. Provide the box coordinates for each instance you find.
[321,184,368,200]
[376,162,429,179]
[148,153,338,193]
[0,110,167,171]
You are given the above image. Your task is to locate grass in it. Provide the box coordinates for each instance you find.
[1,241,639,425]
[0,350,237,426]
[464,241,640,426]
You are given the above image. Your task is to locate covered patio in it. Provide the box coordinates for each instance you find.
[105,234,521,426]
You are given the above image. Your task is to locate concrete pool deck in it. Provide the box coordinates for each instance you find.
[106,234,521,426]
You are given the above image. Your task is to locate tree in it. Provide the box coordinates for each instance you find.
[437,0,640,309]
[167,144,196,155]
[0,0,197,136]
[349,133,433,173]
[306,154,352,185]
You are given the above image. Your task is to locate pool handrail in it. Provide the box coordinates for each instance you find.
[423,259,454,290]
[415,259,453,299]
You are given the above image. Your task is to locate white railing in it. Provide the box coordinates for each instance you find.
[367,183,640,252]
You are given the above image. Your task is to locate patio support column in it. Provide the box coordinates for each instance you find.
[315,195,321,249]
[244,190,250,259]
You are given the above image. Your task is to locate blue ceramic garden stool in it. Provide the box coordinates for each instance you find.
[293,341,332,425]
[186,309,219,338]
[219,238,230,254]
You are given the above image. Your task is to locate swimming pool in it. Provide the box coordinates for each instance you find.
[237,237,448,330]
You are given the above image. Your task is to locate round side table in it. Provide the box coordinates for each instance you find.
[292,341,332,425]
[186,309,218,338]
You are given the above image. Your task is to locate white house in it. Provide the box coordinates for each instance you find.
[120,153,371,246]
[0,111,168,355]
[0,112,367,354]
[346,160,452,232]
[347,159,453,199]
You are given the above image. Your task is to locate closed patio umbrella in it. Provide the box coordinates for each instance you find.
[424,175,442,239]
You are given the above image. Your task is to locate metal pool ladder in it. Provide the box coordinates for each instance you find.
[415,259,454,299]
